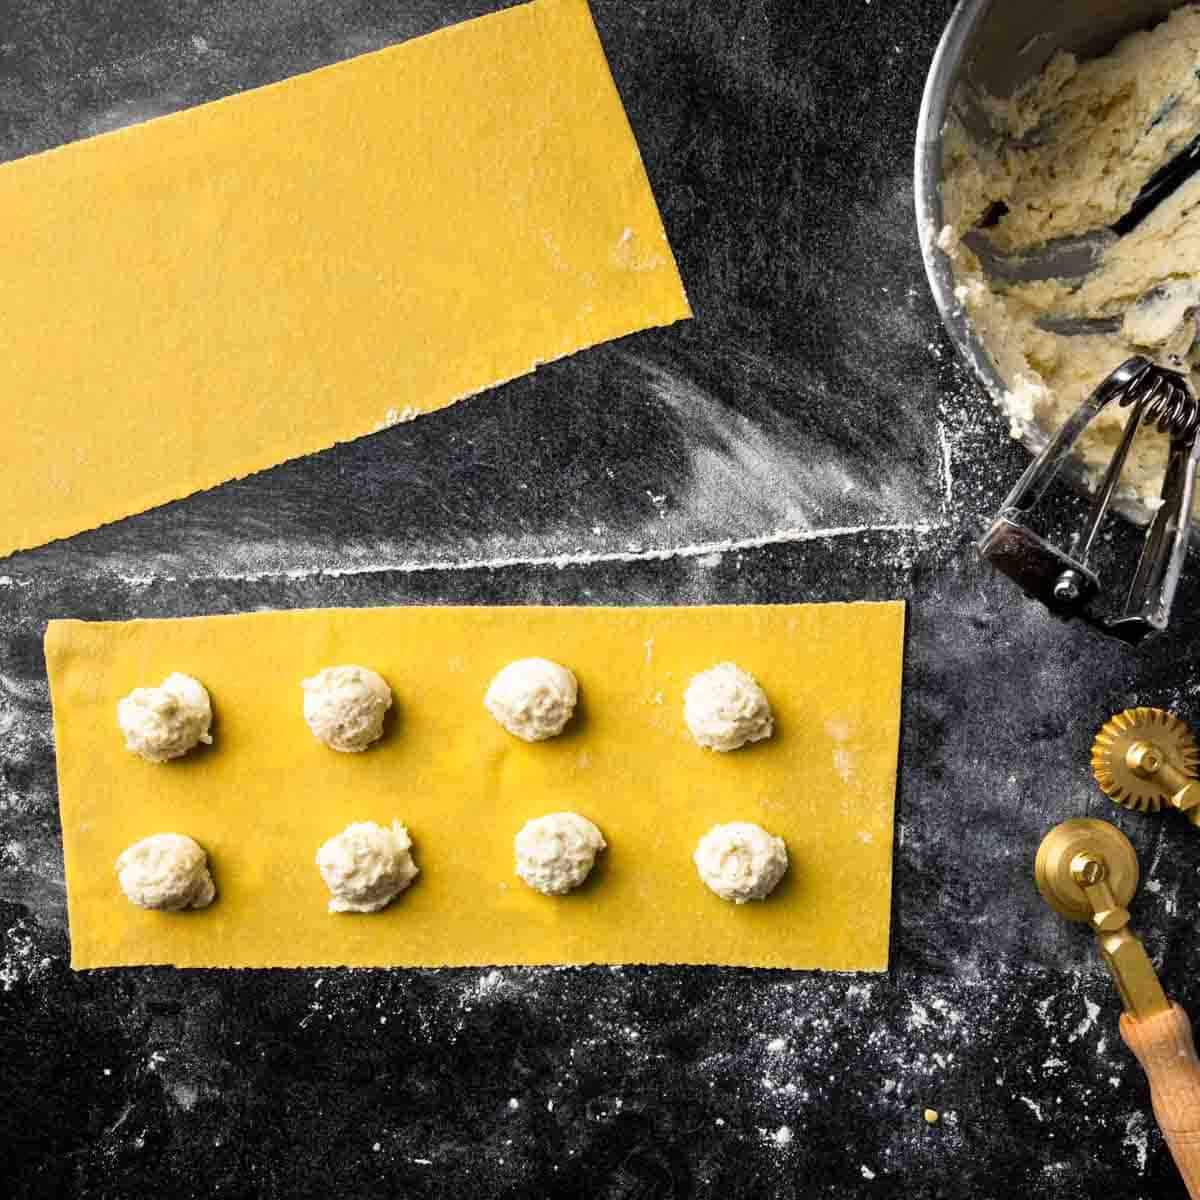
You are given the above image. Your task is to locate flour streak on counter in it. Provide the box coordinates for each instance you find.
[0,520,949,588]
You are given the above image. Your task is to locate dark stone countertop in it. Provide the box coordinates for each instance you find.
[2,2,1195,1197]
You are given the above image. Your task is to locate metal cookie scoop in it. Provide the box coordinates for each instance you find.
[979,357,1200,645]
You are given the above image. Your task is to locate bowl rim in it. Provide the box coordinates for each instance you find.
[914,0,1019,426]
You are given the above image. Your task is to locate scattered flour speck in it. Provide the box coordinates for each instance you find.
[1124,1112,1148,1173]
[1069,998,1101,1043]
[755,1124,796,1150]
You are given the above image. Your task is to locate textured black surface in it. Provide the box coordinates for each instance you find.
[1,2,1195,1197]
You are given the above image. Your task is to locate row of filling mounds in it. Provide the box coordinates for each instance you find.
[114,818,791,913]
[116,658,777,762]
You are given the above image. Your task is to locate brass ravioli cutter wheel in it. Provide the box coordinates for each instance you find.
[1092,706,1200,826]
[1036,818,1200,1197]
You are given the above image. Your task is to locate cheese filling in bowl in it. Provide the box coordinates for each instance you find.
[916,0,1198,518]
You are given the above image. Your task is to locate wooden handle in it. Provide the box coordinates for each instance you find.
[1121,1003,1200,1198]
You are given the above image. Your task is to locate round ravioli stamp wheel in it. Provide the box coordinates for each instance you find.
[302,665,392,752]
[694,822,788,903]
[116,833,216,910]
[485,658,578,742]
[514,812,606,895]
[684,663,773,752]
[117,672,212,763]
[315,820,419,913]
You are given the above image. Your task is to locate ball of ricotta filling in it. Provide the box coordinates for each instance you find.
[117,672,213,763]
[116,833,216,910]
[484,658,578,742]
[515,812,606,895]
[302,665,392,752]
[684,662,773,751]
[694,822,788,903]
[315,820,419,913]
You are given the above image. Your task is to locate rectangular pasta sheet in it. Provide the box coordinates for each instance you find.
[46,603,905,970]
[0,0,690,557]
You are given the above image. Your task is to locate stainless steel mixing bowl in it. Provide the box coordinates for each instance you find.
[914,0,1183,472]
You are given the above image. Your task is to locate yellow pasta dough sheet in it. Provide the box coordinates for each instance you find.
[0,0,690,558]
[45,603,905,971]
